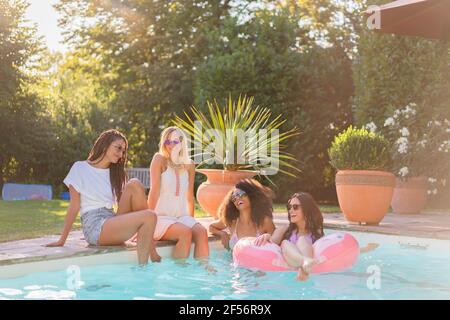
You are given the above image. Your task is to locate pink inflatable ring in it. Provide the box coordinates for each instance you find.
[232,232,359,274]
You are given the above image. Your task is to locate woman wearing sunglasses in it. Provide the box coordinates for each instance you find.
[254,192,324,281]
[147,126,209,259]
[209,179,275,251]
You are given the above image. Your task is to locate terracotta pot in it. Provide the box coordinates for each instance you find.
[196,169,258,218]
[335,170,395,225]
[391,176,428,214]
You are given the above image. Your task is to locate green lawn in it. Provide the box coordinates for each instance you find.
[0,200,340,243]
[0,200,79,243]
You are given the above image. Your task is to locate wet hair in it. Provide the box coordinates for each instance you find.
[87,129,128,202]
[219,178,273,229]
[283,192,324,243]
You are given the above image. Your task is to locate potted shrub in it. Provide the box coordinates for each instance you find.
[173,95,300,218]
[328,126,395,225]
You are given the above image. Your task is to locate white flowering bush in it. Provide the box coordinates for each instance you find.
[382,103,450,187]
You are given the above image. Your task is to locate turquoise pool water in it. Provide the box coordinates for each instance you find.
[1,230,450,300]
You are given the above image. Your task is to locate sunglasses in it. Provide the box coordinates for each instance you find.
[287,204,301,211]
[164,139,182,146]
[231,190,247,203]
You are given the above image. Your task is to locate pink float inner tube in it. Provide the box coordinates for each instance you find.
[232,232,360,274]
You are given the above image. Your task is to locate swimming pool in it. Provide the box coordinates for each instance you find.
[1,230,449,300]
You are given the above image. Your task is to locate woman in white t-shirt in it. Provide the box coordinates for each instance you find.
[46,129,161,265]
[147,127,209,259]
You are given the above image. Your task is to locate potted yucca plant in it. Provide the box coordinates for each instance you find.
[173,95,300,218]
[328,126,395,225]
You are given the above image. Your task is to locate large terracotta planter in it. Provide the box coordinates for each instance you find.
[335,170,395,225]
[196,169,258,218]
[391,176,428,214]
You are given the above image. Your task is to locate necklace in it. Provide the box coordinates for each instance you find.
[167,158,184,170]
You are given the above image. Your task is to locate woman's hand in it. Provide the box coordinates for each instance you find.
[128,233,138,243]
[254,233,271,246]
[220,232,230,250]
[45,238,65,247]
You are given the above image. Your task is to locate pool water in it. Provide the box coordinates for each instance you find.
[1,230,450,300]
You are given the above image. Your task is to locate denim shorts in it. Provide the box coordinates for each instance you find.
[80,207,115,245]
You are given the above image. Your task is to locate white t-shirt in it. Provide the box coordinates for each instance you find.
[63,161,116,215]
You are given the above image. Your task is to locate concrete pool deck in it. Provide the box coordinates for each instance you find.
[1,210,449,266]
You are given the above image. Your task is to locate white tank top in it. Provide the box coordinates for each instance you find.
[154,166,189,217]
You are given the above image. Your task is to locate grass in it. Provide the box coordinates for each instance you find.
[0,200,341,243]
[0,200,79,243]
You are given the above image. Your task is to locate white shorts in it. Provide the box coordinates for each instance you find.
[153,215,199,240]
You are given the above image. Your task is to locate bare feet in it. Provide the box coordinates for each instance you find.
[301,257,315,274]
[150,249,161,263]
[296,257,319,281]
[205,264,217,273]
[296,267,309,281]
[360,243,379,254]
[197,258,217,273]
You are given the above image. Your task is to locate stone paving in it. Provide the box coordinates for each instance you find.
[1,210,449,266]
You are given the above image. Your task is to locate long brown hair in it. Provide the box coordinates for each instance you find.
[88,129,128,202]
[283,192,324,243]
[219,179,273,229]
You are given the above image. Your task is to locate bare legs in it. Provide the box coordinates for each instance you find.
[192,224,209,259]
[281,236,315,281]
[159,223,209,259]
[115,179,209,261]
[116,178,148,213]
[99,179,160,265]
[160,223,192,259]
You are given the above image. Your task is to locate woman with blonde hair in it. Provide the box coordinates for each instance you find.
[147,126,209,259]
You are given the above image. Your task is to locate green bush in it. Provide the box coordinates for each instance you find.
[328,126,391,171]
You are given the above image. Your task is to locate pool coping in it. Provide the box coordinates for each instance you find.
[1,211,450,266]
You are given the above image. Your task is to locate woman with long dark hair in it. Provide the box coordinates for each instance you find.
[209,179,275,250]
[46,129,160,265]
[255,192,378,281]
[255,192,324,281]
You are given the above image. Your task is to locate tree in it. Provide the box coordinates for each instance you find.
[192,8,354,200]
[0,0,54,187]
[55,0,236,166]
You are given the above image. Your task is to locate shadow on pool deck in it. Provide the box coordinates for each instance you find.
[1,210,450,266]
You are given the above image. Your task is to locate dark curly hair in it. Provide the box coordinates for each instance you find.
[219,179,273,229]
[283,192,324,243]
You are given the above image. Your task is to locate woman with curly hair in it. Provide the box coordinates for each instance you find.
[209,179,275,251]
